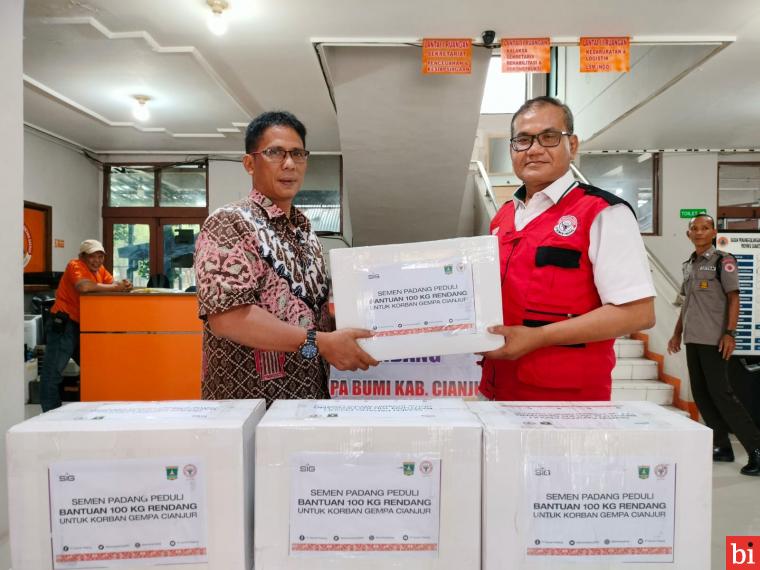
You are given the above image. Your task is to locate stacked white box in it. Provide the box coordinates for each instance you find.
[255,399,482,570]
[24,314,41,349]
[330,236,503,360]
[470,401,712,570]
[7,399,266,570]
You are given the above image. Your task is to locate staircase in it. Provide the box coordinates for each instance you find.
[612,337,690,416]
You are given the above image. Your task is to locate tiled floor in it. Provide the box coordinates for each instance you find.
[19,405,760,569]
[712,442,760,569]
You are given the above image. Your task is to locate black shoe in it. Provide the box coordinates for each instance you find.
[740,449,760,476]
[713,446,735,462]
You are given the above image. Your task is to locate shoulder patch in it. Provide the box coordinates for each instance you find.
[577,183,636,218]
[721,256,737,273]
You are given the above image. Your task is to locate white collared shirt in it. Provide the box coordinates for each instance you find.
[511,170,655,305]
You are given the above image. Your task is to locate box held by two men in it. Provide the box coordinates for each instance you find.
[7,400,266,570]
[469,401,712,570]
[330,236,503,360]
[254,398,482,569]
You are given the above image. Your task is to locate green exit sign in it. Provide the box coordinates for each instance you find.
[680,208,707,218]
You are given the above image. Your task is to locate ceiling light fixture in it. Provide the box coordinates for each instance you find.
[132,95,151,122]
[207,0,230,36]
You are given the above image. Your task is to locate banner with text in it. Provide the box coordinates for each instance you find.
[580,37,630,73]
[524,455,676,563]
[290,452,441,556]
[330,353,482,400]
[422,38,472,74]
[717,233,760,354]
[49,457,208,568]
[501,38,551,73]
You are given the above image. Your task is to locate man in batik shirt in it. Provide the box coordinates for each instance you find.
[194,111,377,405]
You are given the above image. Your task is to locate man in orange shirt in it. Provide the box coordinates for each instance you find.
[39,239,132,411]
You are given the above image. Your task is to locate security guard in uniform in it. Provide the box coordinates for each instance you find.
[668,214,760,476]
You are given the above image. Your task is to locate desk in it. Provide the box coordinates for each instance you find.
[80,293,202,401]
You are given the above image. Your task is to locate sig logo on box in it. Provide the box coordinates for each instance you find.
[727,536,758,568]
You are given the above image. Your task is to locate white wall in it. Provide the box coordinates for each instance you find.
[645,265,694,405]
[24,130,100,271]
[1,2,24,568]
[564,44,718,143]
[327,45,490,246]
[643,153,718,284]
[208,158,249,212]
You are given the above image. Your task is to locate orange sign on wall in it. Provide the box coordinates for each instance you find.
[23,206,48,273]
[422,38,472,74]
[580,37,630,73]
[501,38,551,73]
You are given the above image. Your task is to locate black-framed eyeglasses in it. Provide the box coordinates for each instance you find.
[249,147,310,163]
[509,131,572,152]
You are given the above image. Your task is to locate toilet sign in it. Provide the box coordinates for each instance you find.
[679,208,707,218]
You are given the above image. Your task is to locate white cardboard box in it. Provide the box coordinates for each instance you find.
[330,236,503,360]
[254,399,482,570]
[7,400,266,570]
[469,401,712,570]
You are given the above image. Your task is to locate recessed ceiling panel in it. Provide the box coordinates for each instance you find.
[24,16,250,148]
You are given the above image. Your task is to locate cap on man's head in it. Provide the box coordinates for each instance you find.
[79,239,105,255]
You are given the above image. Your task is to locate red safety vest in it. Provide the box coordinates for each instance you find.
[479,183,631,401]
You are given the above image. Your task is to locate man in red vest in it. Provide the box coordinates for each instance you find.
[479,97,656,401]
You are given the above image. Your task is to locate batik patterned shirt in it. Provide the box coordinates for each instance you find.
[194,189,331,406]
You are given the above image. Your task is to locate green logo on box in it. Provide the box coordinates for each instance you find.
[166,466,179,480]
[638,465,650,479]
[403,462,415,476]
[443,265,453,275]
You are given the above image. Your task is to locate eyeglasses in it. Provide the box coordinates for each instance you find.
[249,147,310,163]
[509,131,572,152]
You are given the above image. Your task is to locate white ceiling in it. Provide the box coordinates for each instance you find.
[23,0,760,154]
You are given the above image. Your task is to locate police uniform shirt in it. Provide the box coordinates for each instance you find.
[680,246,740,345]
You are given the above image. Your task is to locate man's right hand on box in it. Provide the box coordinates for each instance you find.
[317,329,379,371]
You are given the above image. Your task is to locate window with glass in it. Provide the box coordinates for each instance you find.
[718,162,760,230]
[103,160,208,290]
[160,165,208,207]
[109,167,155,207]
[574,153,660,235]
[107,162,207,209]
[480,55,526,114]
[293,155,342,234]
[111,222,151,287]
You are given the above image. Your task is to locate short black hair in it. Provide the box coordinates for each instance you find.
[244,111,306,154]
[689,214,716,229]
[511,96,574,137]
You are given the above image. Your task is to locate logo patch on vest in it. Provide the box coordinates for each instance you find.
[722,258,736,273]
[554,215,578,237]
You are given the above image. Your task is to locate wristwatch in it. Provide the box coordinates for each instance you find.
[725,329,737,338]
[299,329,319,359]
